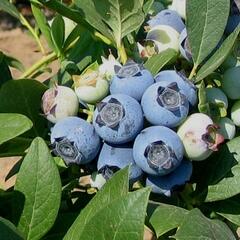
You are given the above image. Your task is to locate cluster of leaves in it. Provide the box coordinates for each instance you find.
[0,0,240,239]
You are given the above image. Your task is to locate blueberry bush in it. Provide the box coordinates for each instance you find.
[0,0,240,239]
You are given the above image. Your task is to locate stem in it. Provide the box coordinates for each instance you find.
[94,32,112,46]
[86,104,95,123]
[188,65,197,80]
[20,39,79,78]
[20,51,57,79]
[19,14,46,54]
[118,42,128,64]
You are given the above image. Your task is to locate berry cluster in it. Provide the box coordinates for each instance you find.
[40,0,239,197]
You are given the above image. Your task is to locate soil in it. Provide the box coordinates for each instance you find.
[0,28,59,81]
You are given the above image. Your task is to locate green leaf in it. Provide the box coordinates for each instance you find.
[0,0,20,19]
[77,188,150,240]
[31,3,54,50]
[144,49,178,76]
[206,195,240,226]
[196,25,240,82]
[55,32,103,85]
[74,0,145,46]
[64,167,130,239]
[63,25,82,50]
[4,54,25,72]
[51,15,65,55]
[186,0,230,67]
[13,137,62,240]
[201,137,240,202]
[53,157,67,173]
[0,79,48,138]
[173,208,235,240]
[0,51,12,86]
[143,0,154,15]
[38,0,92,31]
[42,213,78,240]
[0,113,32,145]
[150,203,188,237]
[0,137,31,158]
[81,61,99,75]
[0,217,24,240]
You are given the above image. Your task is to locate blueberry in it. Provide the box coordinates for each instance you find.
[147,9,185,33]
[225,0,240,34]
[97,143,143,183]
[50,117,101,165]
[141,81,189,127]
[222,66,240,99]
[41,85,79,124]
[155,70,197,106]
[110,61,154,101]
[221,53,240,71]
[205,87,228,109]
[177,113,224,161]
[73,70,109,104]
[146,25,180,53]
[218,117,236,140]
[231,100,240,126]
[230,0,240,14]
[93,94,144,144]
[133,126,184,176]
[146,160,192,196]
[225,15,240,34]
[169,0,186,19]
[179,28,192,61]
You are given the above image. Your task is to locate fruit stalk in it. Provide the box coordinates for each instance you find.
[188,65,197,80]
[19,13,46,54]
[118,42,128,64]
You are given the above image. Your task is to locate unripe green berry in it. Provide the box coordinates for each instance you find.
[231,100,240,126]
[218,117,236,140]
[222,67,240,99]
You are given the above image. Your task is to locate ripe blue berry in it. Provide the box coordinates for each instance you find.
[147,9,185,33]
[146,160,192,196]
[179,28,192,61]
[93,94,144,144]
[97,143,143,183]
[133,126,184,176]
[110,61,154,101]
[50,117,101,165]
[225,15,240,34]
[155,70,197,107]
[141,81,189,127]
